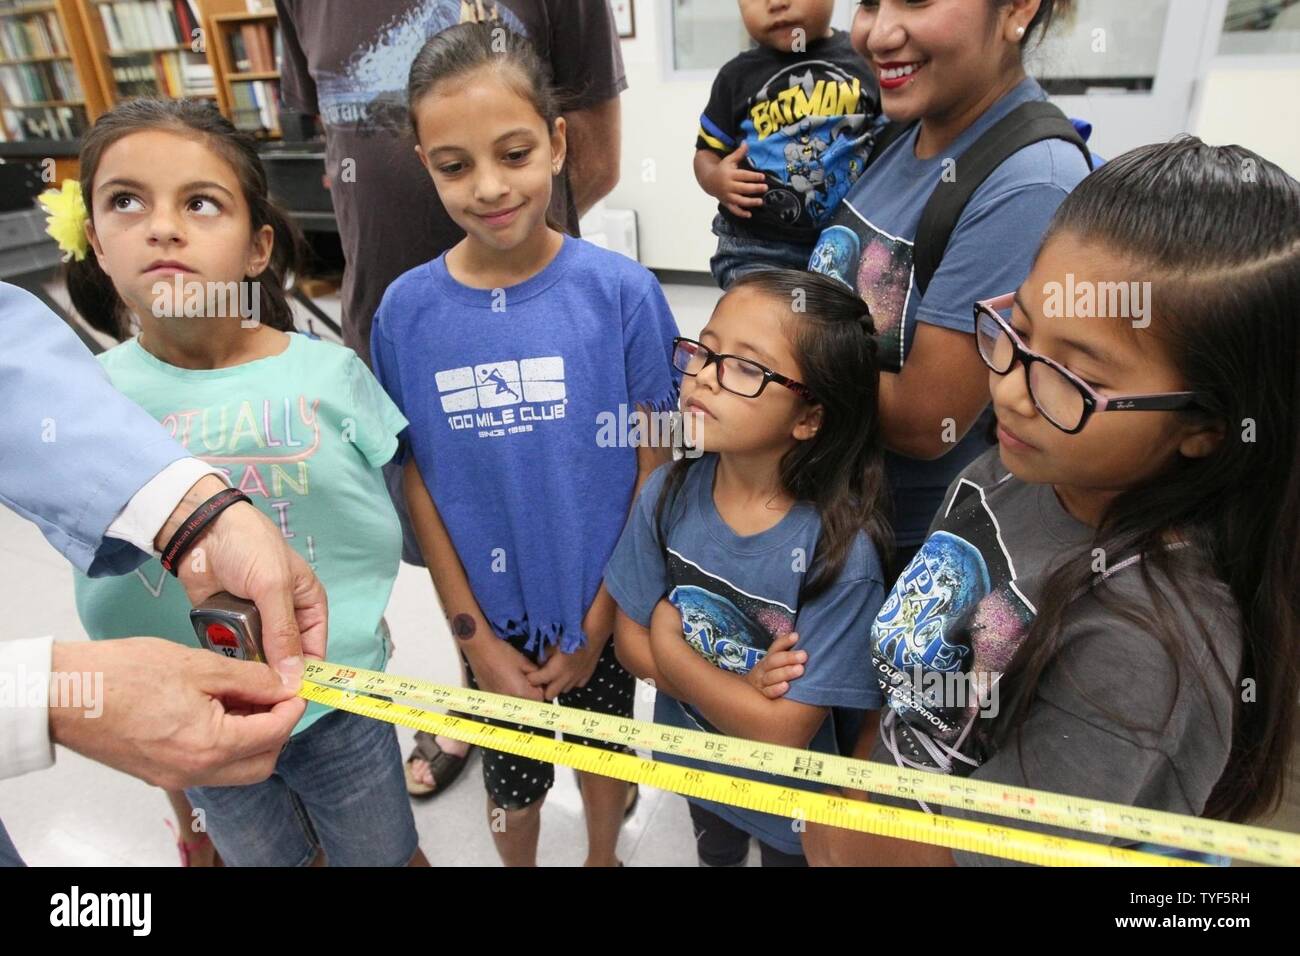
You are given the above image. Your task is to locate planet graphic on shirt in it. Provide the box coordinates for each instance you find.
[873,531,989,685]
[670,585,770,676]
[808,225,861,290]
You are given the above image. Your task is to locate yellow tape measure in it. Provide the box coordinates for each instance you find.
[300,661,1298,867]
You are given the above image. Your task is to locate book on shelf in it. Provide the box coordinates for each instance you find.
[230,77,279,134]
[0,58,82,103]
[106,48,211,98]
[2,103,86,140]
[99,1,203,54]
[0,9,68,60]
[230,19,278,74]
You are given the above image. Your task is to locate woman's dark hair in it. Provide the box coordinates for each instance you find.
[656,269,893,602]
[407,22,569,233]
[990,137,1300,823]
[993,0,1064,53]
[68,97,302,340]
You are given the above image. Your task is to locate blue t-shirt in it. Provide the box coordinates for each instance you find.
[808,77,1090,547]
[604,455,885,855]
[371,235,680,654]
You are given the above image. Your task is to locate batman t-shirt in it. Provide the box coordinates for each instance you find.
[696,30,880,244]
[275,0,627,361]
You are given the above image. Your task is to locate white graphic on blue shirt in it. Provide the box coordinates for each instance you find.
[313,0,528,133]
[436,356,567,438]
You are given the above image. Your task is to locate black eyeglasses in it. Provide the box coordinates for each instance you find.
[672,337,816,402]
[974,294,1206,434]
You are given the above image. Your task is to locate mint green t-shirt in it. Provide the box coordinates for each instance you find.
[73,333,408,735]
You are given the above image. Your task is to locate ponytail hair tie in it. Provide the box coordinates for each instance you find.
[37,179,89,263]
[858,309,876,337]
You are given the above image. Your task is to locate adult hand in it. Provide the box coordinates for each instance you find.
[48,638,303,790]
[157,475,329,687]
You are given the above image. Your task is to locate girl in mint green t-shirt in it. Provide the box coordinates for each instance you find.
[60,98,427,868]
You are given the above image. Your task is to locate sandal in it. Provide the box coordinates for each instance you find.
[404,731,473,799]
[575,771,640,820]
[165,819,222,867]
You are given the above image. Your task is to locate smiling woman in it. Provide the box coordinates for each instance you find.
[807,0,1091,568]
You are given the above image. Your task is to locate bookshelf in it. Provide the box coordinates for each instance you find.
[208,7,279,138]
[0,2,282,166]
[0,0,106,144]
[77,1,219,106]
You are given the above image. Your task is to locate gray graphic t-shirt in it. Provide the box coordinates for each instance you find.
[869,449,1242,865]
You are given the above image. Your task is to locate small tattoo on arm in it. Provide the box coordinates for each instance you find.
[452,614,476,640]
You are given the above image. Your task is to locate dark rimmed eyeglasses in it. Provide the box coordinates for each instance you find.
[671,337,817,402]
[974,294,1207,435]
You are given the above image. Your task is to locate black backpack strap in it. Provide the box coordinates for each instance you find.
[912,100,1092,297]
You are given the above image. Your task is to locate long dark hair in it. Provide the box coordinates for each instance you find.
[991,137,1300,823]
[407,22,568,233]
[68,97,302,339]
[657,269,892,603]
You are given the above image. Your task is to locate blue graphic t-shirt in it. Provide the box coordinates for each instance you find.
[696,30,881,244]
[371,235,680,654]
[808,77,1090,547]
[605,455,885,855]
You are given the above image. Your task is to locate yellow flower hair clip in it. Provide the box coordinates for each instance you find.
[37,179,90,263]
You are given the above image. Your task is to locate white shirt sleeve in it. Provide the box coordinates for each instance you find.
[104,458,229,557]
[0,637,55,780]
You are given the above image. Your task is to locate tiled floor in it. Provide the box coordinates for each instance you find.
[0,278,741,867]
[4,277,1297,867]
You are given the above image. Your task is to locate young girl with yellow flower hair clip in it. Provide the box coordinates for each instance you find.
[50,96,430,869]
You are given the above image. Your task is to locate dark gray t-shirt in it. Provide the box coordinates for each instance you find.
[868,449,1241,865]
[275,0,627,362]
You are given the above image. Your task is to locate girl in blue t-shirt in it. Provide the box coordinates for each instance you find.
[808,0,1090,570]
[370,23,679,867]
[606,268,892,865]
[58,98,425,867]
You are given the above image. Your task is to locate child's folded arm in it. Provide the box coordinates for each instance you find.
[613,605,686,699]
[648,599,827,750]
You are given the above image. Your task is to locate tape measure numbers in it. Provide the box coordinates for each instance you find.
[300,680,1192,867]
[300,661,1300,867]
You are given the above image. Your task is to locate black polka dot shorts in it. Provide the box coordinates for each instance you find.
[462,633,635,811]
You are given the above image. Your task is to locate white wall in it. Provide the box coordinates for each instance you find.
[604,1,719,273]
[1192,57,1300,178]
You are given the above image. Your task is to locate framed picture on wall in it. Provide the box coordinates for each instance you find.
[613,0,636,39]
